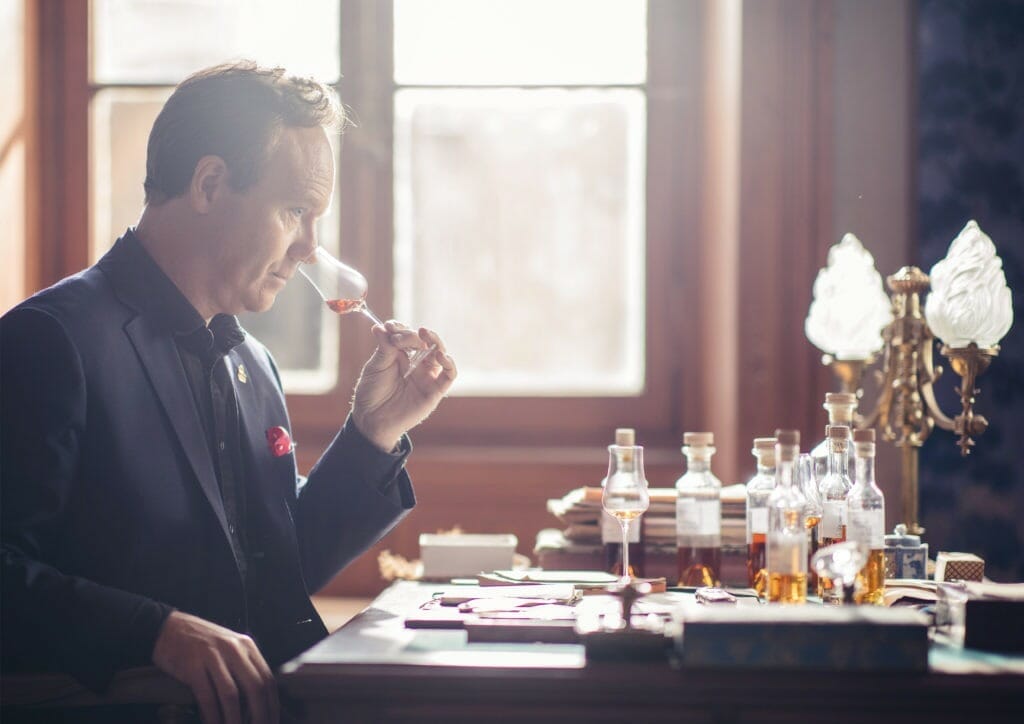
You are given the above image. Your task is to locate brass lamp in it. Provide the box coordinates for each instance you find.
[806,221,1014,535]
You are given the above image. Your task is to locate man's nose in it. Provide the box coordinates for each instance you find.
[292,219,318,261]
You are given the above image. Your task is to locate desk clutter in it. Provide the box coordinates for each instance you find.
[400,574,933,671]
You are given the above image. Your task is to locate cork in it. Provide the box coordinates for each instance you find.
[753,437,776,451]
[825,392,857,406]
[683,432,714,447]
[827,425,851,440]
[614,428,636,446]
[853,428,876,443]
[775,429,800,446]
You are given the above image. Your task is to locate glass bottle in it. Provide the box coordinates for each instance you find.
[848,428,886,605]
[811,393,858,488]
[745,437,776,596]
[601,428,643,577]
[766,429,807,604]
[818,424,853,603]
[798,452,823,592]
[674,432,722,587]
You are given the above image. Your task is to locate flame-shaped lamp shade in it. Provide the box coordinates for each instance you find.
[805,233,894,359]
[925,220,1013,349]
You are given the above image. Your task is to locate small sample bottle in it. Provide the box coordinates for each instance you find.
[675,432,722,587]
[798,452,823,592]
[818,425,853,602]
[766,429,808,604]
[848,428,886,605]
[745,437,776,596]
[601,428,643,577]
[811,393,858,487]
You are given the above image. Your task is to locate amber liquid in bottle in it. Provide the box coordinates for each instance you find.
[677,546,721,587]
[768,571,809,603]
[854,549,886,605]
[805,515,821,591]
[748,533,767,596]
[817,526,847,598]
[767,510,808,604]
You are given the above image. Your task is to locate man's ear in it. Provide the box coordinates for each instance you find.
[189,155,230,213]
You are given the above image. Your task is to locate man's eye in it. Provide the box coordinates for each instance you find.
[291,207,306,218]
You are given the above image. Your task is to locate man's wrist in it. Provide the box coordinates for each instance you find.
[351,413,402,453]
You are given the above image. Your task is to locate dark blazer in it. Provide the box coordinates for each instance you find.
[1,235,415,691]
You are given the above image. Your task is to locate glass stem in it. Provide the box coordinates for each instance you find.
[359,304,385,327]
[620,520,631,579]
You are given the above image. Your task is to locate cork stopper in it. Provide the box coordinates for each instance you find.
[614,428,636,446]
[752,437,776,466]
[683,432,714,447]
[853,428,875,443]
[828,425,851,440]
[774,429,800,446]
[824,392,857,406]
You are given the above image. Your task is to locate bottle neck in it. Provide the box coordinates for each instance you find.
[776,456,796,489]
[685,453,713,473]
[855,445,877,489]
[826,407,855,427]
[756,460,776,477]
[828,444,850,478]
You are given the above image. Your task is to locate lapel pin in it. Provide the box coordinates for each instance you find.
[237,364,248,384]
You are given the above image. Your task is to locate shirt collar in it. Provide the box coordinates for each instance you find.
[100,229,246,358]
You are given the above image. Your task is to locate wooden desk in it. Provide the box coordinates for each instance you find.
[280,581,1024,723]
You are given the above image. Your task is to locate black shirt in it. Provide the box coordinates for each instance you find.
[125,232,251,583]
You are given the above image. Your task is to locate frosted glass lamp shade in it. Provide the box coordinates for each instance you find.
[805,233,893,359]
[925,220,1013,349]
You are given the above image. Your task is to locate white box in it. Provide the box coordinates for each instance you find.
[419,534,518,580]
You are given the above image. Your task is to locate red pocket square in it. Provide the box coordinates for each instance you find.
[266,426,294,457]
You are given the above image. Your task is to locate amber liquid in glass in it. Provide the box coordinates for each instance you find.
[747,533,767,596]
[326,297,365,314]
[677,546,721,587]
[854,549,886,605]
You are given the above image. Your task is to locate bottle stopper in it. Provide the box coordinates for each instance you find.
[683,432,714,447]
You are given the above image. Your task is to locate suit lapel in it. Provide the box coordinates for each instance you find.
[125,315,232,541]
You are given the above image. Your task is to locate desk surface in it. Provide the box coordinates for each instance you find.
[280,581,1024,723]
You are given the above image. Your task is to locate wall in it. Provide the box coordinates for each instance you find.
[917,0,1024,581]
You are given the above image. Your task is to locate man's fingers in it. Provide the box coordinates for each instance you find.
[246,645,280,724]
[418,327,449,357]
[208,658,242,724]
[229,640,275,724]
[192,673,221,724]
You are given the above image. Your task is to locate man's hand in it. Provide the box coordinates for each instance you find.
[352,323,457,451]
[152,611,279,724]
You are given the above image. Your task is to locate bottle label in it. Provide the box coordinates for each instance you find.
[749,508,768,536]
[601,511,640,543]
[676,498,720,537]
[822,500,846,538]
[848,508,884,548]
[767,531,807,574]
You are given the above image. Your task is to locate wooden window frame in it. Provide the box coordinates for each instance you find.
[30,0,874,597]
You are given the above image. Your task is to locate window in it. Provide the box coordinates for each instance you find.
[82,0,694,448]
[392,0,647,396]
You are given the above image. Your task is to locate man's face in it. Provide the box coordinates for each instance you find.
[207,125,334,316]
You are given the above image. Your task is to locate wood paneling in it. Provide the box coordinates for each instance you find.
[736,0,835,472]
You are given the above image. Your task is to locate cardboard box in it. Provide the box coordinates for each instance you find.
[420,534,517,580]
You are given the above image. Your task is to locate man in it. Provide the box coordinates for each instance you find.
[1,62,456,723]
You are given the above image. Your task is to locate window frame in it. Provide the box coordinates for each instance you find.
[285,0,700,452]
